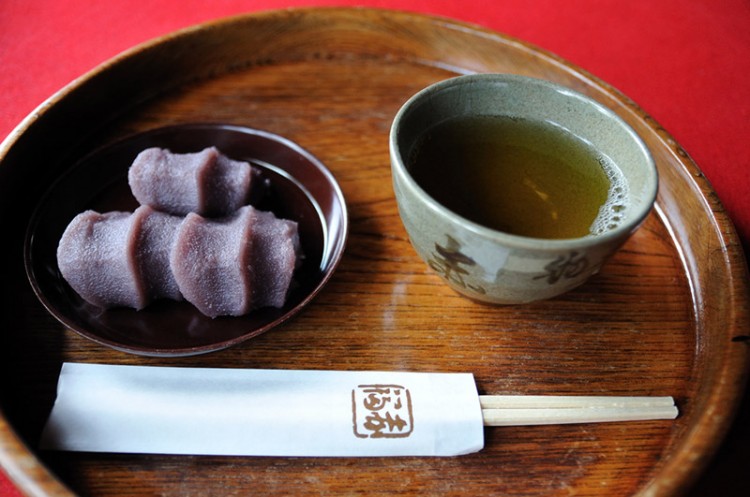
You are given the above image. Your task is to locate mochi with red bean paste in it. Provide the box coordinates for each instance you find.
[57,210,146,310]
[170,205,301,318]
[132,205,183,302]
[169,207,256,318]
[56,205,301,318]
[250,209,301,309]
[128,146,263,217]
[57,206,184,310]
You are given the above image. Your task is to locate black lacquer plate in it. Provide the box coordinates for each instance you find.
[24,123,348,356]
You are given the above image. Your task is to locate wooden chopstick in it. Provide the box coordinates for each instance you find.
[478,395,678,426]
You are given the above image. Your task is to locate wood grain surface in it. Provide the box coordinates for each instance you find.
[1,8,748,497]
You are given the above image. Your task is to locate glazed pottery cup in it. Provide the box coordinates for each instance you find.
[390,74,658,304]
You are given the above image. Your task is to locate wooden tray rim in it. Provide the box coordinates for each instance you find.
[1,7,749,497]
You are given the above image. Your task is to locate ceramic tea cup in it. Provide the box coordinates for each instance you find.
[390,74,658,304]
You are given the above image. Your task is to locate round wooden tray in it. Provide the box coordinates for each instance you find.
[1,8,748,497]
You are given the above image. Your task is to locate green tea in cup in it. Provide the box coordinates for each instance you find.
[407,114,629,239]
[390,74,658,304]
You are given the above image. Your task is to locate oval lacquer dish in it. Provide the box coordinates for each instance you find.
[24,123,348,356]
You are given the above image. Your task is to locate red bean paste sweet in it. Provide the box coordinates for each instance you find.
[57,147,302,318]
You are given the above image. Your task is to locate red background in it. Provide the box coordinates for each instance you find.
[1,1,748,496]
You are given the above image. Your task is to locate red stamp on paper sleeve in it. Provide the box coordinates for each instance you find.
[352,384,414,439]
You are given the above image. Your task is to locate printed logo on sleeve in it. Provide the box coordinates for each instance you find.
[352,384,414,439]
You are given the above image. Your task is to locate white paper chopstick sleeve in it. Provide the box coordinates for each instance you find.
[39,363,485,457]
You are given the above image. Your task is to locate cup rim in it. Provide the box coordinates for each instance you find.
[389,73,658,251]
